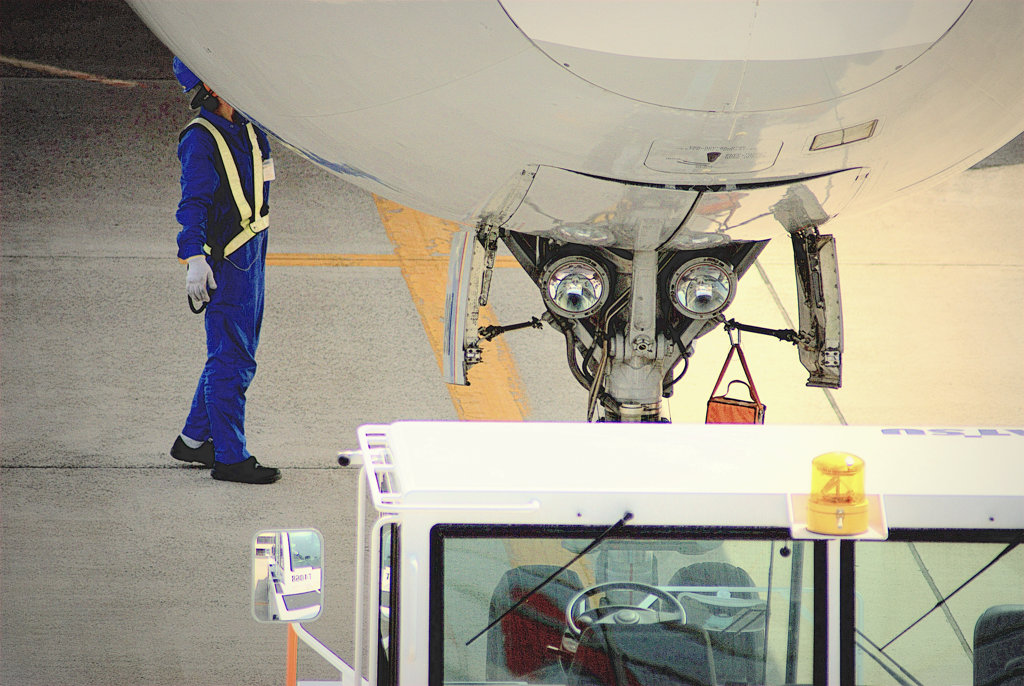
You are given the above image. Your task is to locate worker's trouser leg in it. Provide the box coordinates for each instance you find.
[182,252,265,465]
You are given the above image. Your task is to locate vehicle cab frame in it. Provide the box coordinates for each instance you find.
[295,422,1024,686]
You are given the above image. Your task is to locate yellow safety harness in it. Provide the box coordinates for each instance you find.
[185,117,269,261]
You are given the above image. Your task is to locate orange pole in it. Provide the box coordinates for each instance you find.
[285,623,298,686]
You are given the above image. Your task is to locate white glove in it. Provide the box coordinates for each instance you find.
[186,257,217,303]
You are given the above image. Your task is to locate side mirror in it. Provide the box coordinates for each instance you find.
[252,529,324,623]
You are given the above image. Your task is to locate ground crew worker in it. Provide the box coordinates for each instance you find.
[168,56,280,484]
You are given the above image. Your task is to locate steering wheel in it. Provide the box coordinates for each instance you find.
[565,581,686,636]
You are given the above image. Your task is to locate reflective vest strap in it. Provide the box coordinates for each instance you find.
[186,118,269,260]
[218,124,269,258]
[189,118,253,227]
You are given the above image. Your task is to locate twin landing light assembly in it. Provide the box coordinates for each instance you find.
[541,253,740,321]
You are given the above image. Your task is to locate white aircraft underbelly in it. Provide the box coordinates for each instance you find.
[128,0,1023,240]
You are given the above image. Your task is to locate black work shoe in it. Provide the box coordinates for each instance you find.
[211,456,281,484]
[170,436,215,468]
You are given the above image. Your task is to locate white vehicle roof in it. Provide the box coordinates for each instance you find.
[358,422,1024,531]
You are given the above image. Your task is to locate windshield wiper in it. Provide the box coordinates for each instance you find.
[465,511,634,647]
[882,539,1020,650]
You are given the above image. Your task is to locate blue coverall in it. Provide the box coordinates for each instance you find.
[176,109,271,466]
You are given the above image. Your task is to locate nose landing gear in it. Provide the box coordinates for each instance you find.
[444,220,841,421]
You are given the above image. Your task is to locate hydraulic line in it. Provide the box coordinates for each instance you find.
[563,328,592,391]
[663,321,692,393]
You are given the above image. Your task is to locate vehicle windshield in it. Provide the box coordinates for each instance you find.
[434,527,815,685]
[853,536,1024,686]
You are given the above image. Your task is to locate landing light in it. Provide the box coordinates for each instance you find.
[541,255,611,319]
[806,452,869,535]
[668,257,736,319]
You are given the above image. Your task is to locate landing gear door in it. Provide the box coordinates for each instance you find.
[443,230,484,385]
[792,231,843,388]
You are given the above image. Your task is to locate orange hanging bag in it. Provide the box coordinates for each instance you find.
[705,340,766,424]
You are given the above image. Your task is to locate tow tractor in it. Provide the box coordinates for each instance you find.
[251,422,1024,686]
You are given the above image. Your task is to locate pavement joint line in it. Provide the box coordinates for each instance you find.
[0,55,144,87]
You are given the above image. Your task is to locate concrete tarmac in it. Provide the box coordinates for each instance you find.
[2,3,1022,685]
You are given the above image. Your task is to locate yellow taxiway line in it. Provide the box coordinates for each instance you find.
[266,253,520,269]
[267,199,530,421]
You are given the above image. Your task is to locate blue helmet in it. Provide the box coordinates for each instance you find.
[172,56,201,92]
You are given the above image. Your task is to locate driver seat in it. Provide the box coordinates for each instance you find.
[485,565,583,684]
[668,562,764,684]
[566,622,717,686]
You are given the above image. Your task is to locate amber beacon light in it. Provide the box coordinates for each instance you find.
[806,452,869,535]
